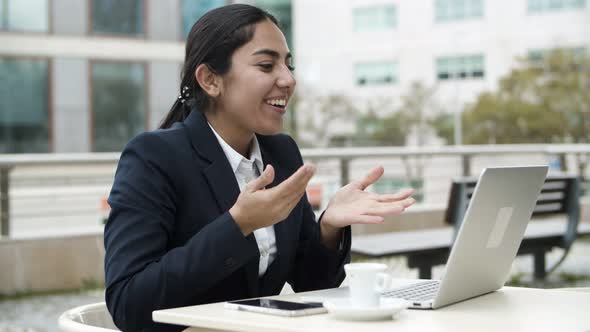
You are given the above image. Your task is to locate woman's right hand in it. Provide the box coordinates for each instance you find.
[230,164,315,236]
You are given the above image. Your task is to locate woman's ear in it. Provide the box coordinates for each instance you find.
[195,64,221,98]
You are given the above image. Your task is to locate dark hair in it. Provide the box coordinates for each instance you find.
[159,4,279,129]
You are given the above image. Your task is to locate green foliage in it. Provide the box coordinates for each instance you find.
[429,112,455,145]
[461,50,590,144]
[298,93,359,147]
[356,82,438,146]
[356,109,409,146]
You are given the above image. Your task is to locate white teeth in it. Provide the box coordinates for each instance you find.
[267,99,286,107]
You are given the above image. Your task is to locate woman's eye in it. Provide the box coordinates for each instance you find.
[287,64,296,72]
[258,63,273,71]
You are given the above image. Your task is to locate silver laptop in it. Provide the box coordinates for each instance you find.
[383,166,548,309]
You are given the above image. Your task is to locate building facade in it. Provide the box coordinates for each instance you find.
[293,0,589,144]
[0,0,588,153]
[0,0,291,153]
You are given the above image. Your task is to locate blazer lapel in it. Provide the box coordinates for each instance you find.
[183,109,260,297]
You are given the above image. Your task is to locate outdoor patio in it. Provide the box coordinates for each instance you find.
[1,238,588,332]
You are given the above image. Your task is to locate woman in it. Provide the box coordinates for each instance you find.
[104,4,415,331]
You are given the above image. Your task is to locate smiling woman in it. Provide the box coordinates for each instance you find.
[103,4,415,332]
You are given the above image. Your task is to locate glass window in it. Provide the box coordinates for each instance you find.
[0,58,49,153]
[435,0,483,22]
[181,0,226,39]
[353,5,397,31]
[528,0,543,11]
[0,0,48,32]
[92,62,145,152]
[256,0,293,50]
[527,0,586,12]
[0,0,5,30]
[91,0,144,36]
[436,55,485,80]
[355,61,398,86]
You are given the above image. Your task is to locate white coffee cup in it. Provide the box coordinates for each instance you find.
[344,263,392,307]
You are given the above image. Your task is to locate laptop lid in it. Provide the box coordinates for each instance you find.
[432,165,548,309]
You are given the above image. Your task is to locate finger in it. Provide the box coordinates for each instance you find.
[400,197,416,208]
[273,164,315,196]
[364,199,416,216]
[285,190,308,214]
[352,215,385,224]
[276,166,317,212]
[282,174,315,206]
[273,183,310,220]
[357,166,384,190]
[245,164,275,193]
[374,188,415,202]
[364,203,405,216]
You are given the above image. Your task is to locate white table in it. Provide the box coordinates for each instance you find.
[153,280,590,332]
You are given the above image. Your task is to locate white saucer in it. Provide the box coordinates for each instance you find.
[323,297,408,321]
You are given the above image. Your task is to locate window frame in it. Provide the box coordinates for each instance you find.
[88,59,149,152]
[436,54,485,81]
[527,0,586,13]
[352,4,398,32]
[354,61,399,86]
[434,0,484,23]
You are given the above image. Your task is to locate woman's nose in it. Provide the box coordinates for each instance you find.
[277,66,296,90]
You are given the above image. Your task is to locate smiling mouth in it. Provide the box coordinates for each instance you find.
[264,98,288,112]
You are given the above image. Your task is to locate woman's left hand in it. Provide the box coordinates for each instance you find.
[320,166,416,231]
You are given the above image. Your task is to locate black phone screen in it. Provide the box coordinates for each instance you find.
[228,299,323,311]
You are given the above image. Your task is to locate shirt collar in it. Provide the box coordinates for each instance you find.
[208,122,263,174]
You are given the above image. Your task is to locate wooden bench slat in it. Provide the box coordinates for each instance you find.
[352,221,590,257]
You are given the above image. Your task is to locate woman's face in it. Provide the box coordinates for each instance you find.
[214,19,296,137]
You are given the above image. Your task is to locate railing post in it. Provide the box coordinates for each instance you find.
[340,158,350,187]
[461,154,471,176]
[0,166,11,237]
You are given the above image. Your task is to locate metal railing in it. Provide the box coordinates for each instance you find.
[1,144,589,238]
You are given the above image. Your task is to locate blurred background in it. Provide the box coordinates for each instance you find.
[0,0,589,331]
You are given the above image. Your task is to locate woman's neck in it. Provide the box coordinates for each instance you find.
[205,112,254,157]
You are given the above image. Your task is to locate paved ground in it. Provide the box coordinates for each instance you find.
[1,239,589,332]
[0,290,105,332]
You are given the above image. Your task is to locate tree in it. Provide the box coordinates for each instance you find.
[536,50,590,143]
[297,93,358,147]
[356,82,440,147]
[355,97,406,146]
[354,82,441,191]
[461,50,590,144]
[429,112,455,145]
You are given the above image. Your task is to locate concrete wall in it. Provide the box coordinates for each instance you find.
[295,0,590,103]
[52,0,87,35]
[149,62,182,130]
[0,233,105,296]
[147,0,181,41]
[52,58,90,152]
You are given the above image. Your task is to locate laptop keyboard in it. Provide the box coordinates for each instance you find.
[382,280,440,301]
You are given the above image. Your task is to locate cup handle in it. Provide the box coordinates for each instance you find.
[375,272,392,293]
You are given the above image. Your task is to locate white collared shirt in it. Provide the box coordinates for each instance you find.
[208,123,277,277]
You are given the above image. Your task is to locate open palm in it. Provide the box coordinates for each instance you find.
[320,166,415,229]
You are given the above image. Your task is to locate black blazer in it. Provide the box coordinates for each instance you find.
[104,110,351,332]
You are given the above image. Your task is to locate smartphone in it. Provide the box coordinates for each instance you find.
[224,298,327,317]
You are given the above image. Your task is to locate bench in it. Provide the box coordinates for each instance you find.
[352,175,590,280]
